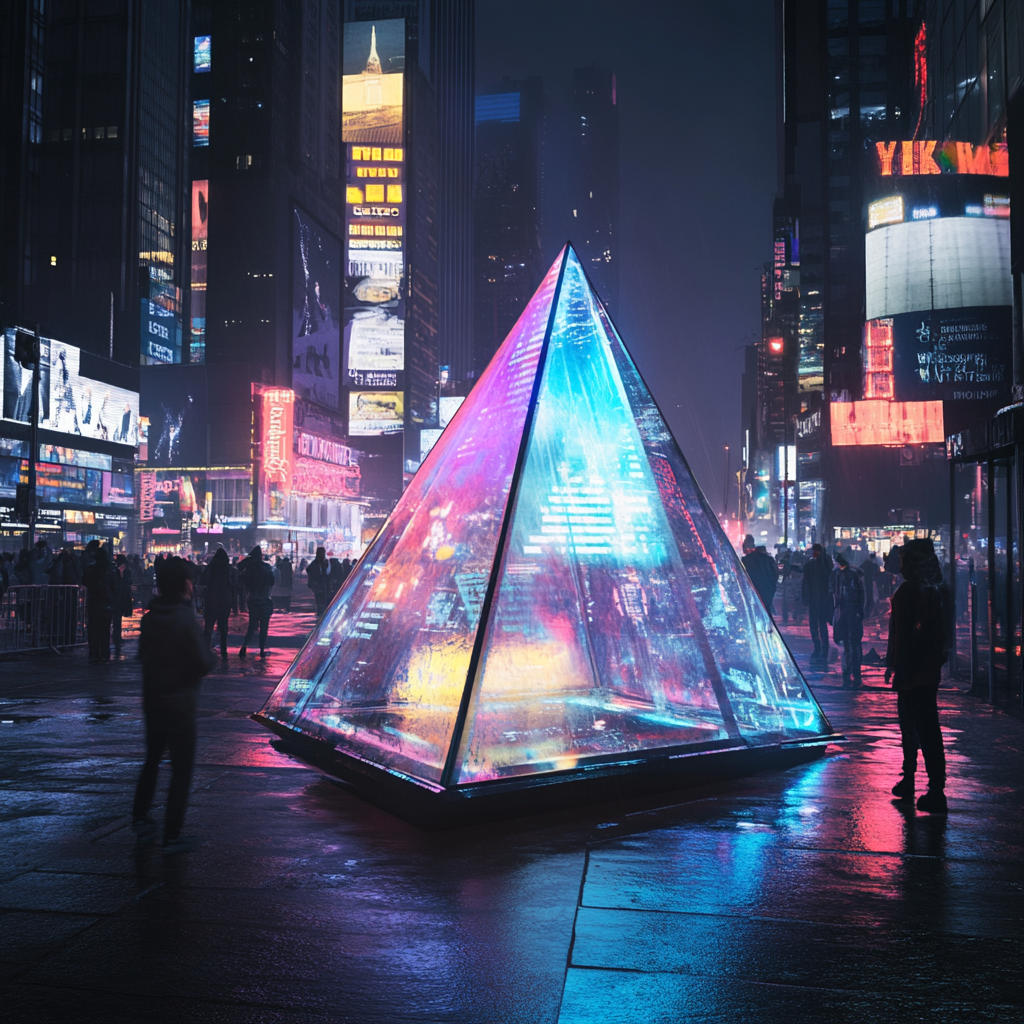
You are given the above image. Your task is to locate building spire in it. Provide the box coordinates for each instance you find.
[365,25,382,75]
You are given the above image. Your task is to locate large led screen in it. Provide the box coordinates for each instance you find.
[292,207,341,407]
[342,20,404,145]
[190,181,209,360]
[830,400,945,446]
[192,100,209,146]
[865,217,1011,320]
[889,305,1011,404]
[140,363,207,467]
[2,332,49,423]
[348,390,403,434]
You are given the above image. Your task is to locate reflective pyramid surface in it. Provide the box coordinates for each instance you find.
[260,247,830,790]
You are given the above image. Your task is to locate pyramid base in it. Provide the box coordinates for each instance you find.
[252,713,839,828]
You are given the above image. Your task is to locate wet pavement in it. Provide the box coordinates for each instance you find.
[1,612,1021,1023]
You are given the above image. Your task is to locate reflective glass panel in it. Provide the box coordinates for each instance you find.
[260,252,563,783]
[455,251,828,783]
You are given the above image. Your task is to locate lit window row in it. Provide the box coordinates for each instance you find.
[351,146,403,162]
[349,224,403,237]
[355,166,401,179]
[346,184,403,204]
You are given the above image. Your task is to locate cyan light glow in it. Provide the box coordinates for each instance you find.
[260,247,829,788]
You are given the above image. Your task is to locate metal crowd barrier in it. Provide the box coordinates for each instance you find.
[0,585,87,653]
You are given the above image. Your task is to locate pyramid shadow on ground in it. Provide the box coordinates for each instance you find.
[253,245,840,825]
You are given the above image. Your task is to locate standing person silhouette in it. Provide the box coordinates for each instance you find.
[238,546,275,658]
[132,556,215,853]
[886,538,953,813]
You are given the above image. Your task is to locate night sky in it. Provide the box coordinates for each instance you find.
[476,0,777,506]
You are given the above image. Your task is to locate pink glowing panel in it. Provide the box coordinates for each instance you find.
[260,251,564,784]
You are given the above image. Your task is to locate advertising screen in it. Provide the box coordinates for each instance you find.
[865,216,1011,319]
[192,100,209,146]
[2,331,49,423]
[889,305,1011,404]
[292,207,341,407]
[191,181,209,360]
[194,35,210,72]
[830,400,945,446]
[140,299,179,364]
[257,387,294,524]
[349,390,403,435]
[140,364,207,467]
[342,20,404,145]
[874,140,1008,177]
[43,340,139,446]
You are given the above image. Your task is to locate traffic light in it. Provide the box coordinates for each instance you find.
[13,328,39,369]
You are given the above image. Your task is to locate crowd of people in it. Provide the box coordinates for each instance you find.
[1,540,355,662]
[741,534,912,686]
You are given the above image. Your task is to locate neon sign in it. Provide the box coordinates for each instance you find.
[262,388,294,494]
[875,140,1008,177]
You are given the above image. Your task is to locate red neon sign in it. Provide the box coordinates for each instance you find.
[830,400,944,446]
[261,388,295,495]
[875,140,1008,177]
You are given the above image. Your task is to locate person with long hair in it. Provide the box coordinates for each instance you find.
[200,548,234,659]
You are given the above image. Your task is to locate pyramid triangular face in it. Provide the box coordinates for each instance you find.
[260,247,830,791]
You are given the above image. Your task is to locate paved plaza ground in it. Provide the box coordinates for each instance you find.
[1,609,1021,1023]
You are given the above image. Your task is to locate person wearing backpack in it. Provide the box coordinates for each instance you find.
[885,538,953,814]
[831,554,865,688]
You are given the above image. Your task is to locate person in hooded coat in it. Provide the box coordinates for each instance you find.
[238,546,275,658]
[200,548,234,658]
[132,556,216,853]
[82,546,117,663]
[886,538,953,814]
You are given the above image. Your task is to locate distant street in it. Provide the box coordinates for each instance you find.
[2,611,1021,1023]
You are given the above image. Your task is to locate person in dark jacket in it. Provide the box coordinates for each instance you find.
[238,546,275,658]
[305,547,344,618]
[831,554,865,688]
[885,538,952,814]
[82,546,117,664]
[859,552,881,617]
[798,543,834,667]
[200,548,234,658]
[740,535,778,612]
[111,553,134,656]
[131,556,216,853]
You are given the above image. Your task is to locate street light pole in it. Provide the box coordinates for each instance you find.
[722,445,730,517]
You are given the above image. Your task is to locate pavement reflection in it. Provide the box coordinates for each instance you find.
[0,609,1020,1023]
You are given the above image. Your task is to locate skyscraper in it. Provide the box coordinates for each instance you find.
[0,0,190,366]
[473,77,545,374]
[570,65,619,314]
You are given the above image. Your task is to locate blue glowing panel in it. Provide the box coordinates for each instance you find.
[259,252,564,784]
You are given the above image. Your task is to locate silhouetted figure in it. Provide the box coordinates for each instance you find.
[27,539,53,584]
[82,547,117,664]
[305,546,343,619]
[200,548,234,659]
[741,535,778,611]
[799,543,834,667]
[339,556,353,585]
[886,538,952,814]
[112,553,134,656]
[831,554,865,688]
[132,556,216,853]
[238,546,275,658]
[859,552,881,617]
[273,555,293,612]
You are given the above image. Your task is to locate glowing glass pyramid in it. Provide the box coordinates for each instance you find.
[257,246,831,804]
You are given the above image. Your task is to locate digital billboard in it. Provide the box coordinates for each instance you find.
[292,207,341,407]
[191,181,209,361]
[342,21,404,145]
[2,332,49,423]
[140,364,208,467]
[192,100,209,146]
[140,299,179,363]
[43,340,139,446]
[349,390,403,435]
[889,306,1011,404]
[865,215,1011,319]
[864,151,1013,416]
[194,35,210,72]
[830,400,944,446]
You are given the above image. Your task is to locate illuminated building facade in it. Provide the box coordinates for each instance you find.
[473,78,546,375]
[570,65,619,315]
[0,0,190,369]
[256,246,836,824]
